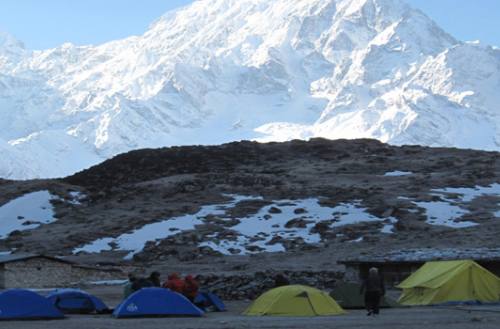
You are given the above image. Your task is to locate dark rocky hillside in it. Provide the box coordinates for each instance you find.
[0,138,499,275]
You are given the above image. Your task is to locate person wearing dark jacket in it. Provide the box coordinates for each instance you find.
[274,273,290,287]
[131,276,154,292]
[123,273,137,299]
[149,271,161,287]
[360,267,385,316]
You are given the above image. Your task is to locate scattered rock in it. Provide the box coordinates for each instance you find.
[284,218,312,229]
[22,221,39,226]
[268,207,282,214]
[8,230,22,237]
[294,208,307,214]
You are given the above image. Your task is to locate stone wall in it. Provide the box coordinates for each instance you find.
[3,258,74,288]
[71,265,124,284]
[1,258,124,289]
[342,265,359,283]
[197,270,344,300]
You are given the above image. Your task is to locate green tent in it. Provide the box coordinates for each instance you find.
[330,281,399,309]
[397,260,500,306]
[244,285,346,317]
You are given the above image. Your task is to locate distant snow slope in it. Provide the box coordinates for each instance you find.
[1,0,499,179]
[0,190,57,238]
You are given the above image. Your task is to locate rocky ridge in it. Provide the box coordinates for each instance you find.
[0,139,498,275]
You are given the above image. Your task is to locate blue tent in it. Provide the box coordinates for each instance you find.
[46,289,109,314]
[195,292,226,312]
[113,288,204,318]
[0,289,64,320]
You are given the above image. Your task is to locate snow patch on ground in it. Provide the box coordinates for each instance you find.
[200,199,387,255]
[413,201,477,228]
[432,184,500,203]
[71,185,500,258]
[383,171,413,177]
[73,237,115,254]
[74,195,391,258]
[89,280,128,286]
[400,184,500,228]
[0,190,58,239]
[73,195,262,259]
[66,191,86,205]
[380,217,398,234]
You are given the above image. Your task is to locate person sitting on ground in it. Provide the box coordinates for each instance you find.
[274,273,290,287]
[123,273,137,299]
[132,275,154,292]
[183,275,200,302]
[163,273,185,294]
[360,267,385,316]
[149,271,161,287]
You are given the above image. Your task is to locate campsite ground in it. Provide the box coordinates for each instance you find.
[5,286,500,329]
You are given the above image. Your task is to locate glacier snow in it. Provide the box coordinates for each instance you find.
[0,0,499,179]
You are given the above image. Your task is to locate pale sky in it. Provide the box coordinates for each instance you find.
[0,0,498,50]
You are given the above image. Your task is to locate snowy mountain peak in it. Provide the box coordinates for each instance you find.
[0,0,499,179]
[0,31,25,50]
[0,31,27,66]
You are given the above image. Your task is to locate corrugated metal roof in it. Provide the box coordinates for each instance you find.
[0,253,73,265]
[339,248,500,264]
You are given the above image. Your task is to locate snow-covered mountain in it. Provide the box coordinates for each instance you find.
[1,0,499,179]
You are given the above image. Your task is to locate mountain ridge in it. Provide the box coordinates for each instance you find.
[0,0,499,179]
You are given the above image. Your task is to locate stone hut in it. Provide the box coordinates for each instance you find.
[338,248,500,287]
[0,253,123,289]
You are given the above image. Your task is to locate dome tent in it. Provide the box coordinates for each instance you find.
[397,260,500,306]
[244,285,346,317]
[46,288,109,314]
[113,288,204,318]
[0,289,64,320]
[195,291,226,312]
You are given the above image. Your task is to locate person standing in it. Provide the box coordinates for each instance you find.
[360,267,385,316]
[123,273,137,299]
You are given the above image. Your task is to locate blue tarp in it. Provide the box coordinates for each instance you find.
[46,289,108,314]
[195,292,226,312]
[113,288,204,318]
[0,289,64,320]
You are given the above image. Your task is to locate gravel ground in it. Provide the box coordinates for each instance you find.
[3,286,500,329]
[4,303,500,329]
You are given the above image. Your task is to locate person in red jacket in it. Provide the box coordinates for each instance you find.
[183,275,199,302]
[163,273,185,294]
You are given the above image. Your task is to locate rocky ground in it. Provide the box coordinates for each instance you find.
[5,286,500,329]
[7,307,500,329]
[0,138,499,282]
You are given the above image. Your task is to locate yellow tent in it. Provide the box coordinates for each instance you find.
[243,285,346,317]
[397,260,500,306]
